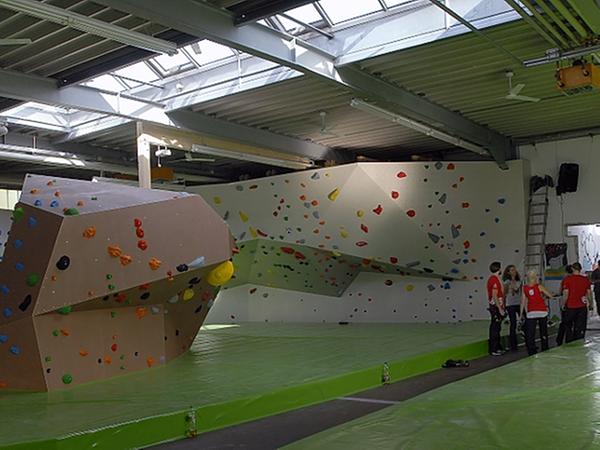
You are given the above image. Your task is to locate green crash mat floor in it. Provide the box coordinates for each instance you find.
[0,322,489,448]
[285,334,600,450]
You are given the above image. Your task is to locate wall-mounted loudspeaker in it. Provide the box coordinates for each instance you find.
[556,163,579,195]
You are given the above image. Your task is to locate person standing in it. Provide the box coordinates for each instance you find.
[590,261,600,314]
[556,264,573,346]
[562,262,593,342]
[521,270,552,356]
[503,265,522,351]
[487,261,505,356]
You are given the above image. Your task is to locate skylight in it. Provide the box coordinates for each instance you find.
[113,62,160,87]
[385,0,417,7]
[152,50,193,75]
[318,0,383,24]
[84,74,127,92]
[184,40,237,66]
[279,3,323,31]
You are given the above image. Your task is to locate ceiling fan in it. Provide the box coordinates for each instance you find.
[0,38,31,46]
[505,70,541,103]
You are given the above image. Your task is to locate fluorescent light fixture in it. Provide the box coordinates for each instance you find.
[0,38,31,45]
[191,144,315,170]
[350,98,488,156]
[0,0,177,55]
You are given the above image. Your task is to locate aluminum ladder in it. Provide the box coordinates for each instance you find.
[524,185,549,280]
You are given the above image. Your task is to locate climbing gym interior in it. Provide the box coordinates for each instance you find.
[1,1,600,449]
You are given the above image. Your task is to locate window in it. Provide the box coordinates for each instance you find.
[318,0,383,24]
[113,62,160,88]
[385,0,417,7]
[83,74,127,92]
[152,50,193,75]
[184,40,237,66]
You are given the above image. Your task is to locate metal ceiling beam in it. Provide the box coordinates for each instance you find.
[93,0,513,167]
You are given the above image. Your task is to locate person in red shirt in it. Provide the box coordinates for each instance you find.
[486,261,505,356]
[561,262,593,343]
[556,264,573,346]
[521,269,552,356]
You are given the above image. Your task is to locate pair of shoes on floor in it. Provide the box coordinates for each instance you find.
[490,350,505,356]
[442,359,470,368]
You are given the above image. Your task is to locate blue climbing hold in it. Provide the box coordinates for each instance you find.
[0,335,7,343]
[14,239,23,249]
[3,307,12,318]
[1,285,8,295]
[15,262,24,271]
[28,216,37,227]
[50,200,59,208]
[34,199,42,206]
[9,345,20,356]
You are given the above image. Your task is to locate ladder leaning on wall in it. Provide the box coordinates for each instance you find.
[524,185,550,281]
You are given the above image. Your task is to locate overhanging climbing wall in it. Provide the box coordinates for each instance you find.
[194,161,527,323]
[0,175,233,391]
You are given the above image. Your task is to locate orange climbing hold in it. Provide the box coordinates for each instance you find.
[77,200,85,207]
[54,191,61,197]
[148,257,161,270]
[146,357,155,368]
[79,350,88,357]
[104,356,112,364]
[29,188,39,194]
[82,226,96,238]
[135,307,147,319]
[120,255,133,266]
[60,328,69,336]
[108,245,122,257]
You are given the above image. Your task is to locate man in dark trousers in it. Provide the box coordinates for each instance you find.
[562,262,593,342]
[591,261,600,314]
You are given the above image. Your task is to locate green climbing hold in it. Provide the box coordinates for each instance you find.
[106,274,112,280]
[108,284,116,290]
[45,356,52,362]
[110,311,117,318]
[52,329,59,337]
[91,196,98,201]
[62,374,73,385]
[64,208,79,216]
[12,207,24,222]
[57,306,72,315]
[26,273,40,287]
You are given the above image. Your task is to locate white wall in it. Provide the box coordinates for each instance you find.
[520,136,600,264]
[197,161,527,324]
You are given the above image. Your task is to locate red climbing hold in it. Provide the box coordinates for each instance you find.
[397,171,407,179]
[257,229,268,237]
[447,163,455,170]
[462,202,470,208]
[356,241,368,247]
[361,224,369,233]
[463,240,471,249]
[372,205,383,215]
[136,228,145,238]
[406,210,416,218]
[281,247,295,255]
[134,218,142,228]
[294,251,306,260]
[111,343,118,352]
[390,256,398,264]
[137,240,148,251]
[391,191,399,199]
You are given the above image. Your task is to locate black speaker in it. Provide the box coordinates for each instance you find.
[557,163,579,195]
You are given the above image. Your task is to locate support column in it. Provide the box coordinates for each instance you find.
[136,122,151,189]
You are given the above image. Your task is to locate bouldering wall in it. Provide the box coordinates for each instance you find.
[0,209,10,259]
[0,175,233,391]
[195,161,527,324]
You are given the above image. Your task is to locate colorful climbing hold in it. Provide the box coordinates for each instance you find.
[391,191,399,199]
[107,246,122,258]
[406,210,416,218]
[26,273,40,287]
[327,188,340,201]
[137,240,148,251]
[82,227,96,238]
[396,171,407,179]
[148,257,161,270]
[62,374,73,385]
[206,260,234,286]
[57,306,72,315]
[12,207,24,222]
[239,211,249,223]
[64,208,79,216]
[372,205,383,215]
[119,255,133,266]
[134,218,142,228]
[182,289,195,301]
[136,228,144,238]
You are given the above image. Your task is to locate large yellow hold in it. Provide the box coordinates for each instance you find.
[207,260,235,286]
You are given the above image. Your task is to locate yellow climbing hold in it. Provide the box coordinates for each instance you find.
[249,226,258,238]
[331,251,342,257]
[340,228,349,238]
[182,289,195,301]
[239,211,249,223]
[214,196,222,205]
[405,284,415,292]
[207,261,234,287]
[327,188,340,201]
[356,210,364,218]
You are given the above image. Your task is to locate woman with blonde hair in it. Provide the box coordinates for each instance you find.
[521,269,552,356]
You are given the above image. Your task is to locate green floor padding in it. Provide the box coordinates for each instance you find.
[285,335,600,450]
[0,322,489,449]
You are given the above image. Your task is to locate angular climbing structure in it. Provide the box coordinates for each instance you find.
[0,175,234,391]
